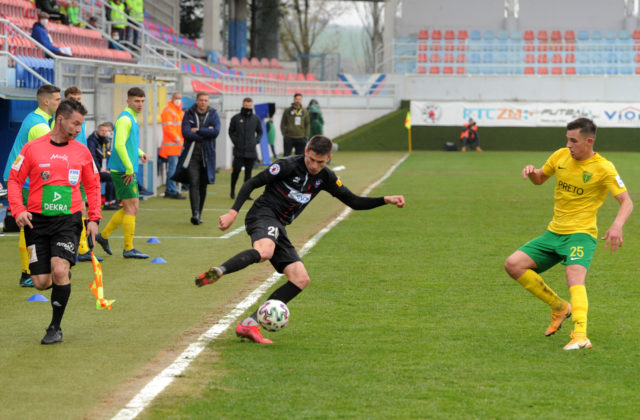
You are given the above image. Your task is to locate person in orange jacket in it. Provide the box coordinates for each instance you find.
[460,118,482,152]
[160,92,186,199]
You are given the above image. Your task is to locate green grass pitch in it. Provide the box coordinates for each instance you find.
[1,150,639,419]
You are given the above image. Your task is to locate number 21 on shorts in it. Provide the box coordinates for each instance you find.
[268,226,279,239]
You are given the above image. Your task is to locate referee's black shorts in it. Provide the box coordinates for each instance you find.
[24,211,83,275]
[245,206,300,273]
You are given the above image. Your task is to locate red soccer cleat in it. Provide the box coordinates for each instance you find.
[235,322,273,344]
[195,267,223,287]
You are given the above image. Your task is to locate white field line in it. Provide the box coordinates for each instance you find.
[111,154,408,420]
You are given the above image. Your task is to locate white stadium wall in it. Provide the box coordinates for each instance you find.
[518,0,628,31]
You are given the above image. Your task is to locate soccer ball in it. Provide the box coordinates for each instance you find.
[257,299,290,332]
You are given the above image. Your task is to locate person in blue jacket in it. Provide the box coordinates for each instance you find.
[31,12,71,57]
[177,92,220,225]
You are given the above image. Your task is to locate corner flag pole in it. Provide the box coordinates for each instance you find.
[404,111,412,152]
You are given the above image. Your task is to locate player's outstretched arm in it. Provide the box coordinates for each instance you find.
[218,209,238,231]
[521,165,549,185]
[384,195,405,208]
[601,191,633,253]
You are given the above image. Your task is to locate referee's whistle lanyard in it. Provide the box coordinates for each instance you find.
[292,107,303,116]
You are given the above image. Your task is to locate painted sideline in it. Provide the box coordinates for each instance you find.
[111,154,409,420]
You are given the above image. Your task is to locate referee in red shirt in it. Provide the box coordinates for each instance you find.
[8,99,101,345]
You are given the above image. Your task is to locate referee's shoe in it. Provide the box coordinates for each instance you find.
[123,248,149,259]
[41,325,63,345]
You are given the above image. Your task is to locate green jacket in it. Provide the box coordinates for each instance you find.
[110,1,127,28]
[126,0,144,22]
[280,104,310,139]
[308,103,324,137]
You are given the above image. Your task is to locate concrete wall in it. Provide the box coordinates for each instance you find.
[395,74,640,102]
[519,0,627,31]
[396,0,506,37]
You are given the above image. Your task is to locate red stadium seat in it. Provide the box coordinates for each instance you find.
[444,30,455,40]
[418,30,429,40]
[260,57,270,67]
[456,66,466,74]
[457,30,468,40]
[418,42,428,51]
[551,30,562,41]
[456,53,466,63]
[429,66,440,74]
[429,42,442,51]
[240,57,251,67]
[524,66,535,74]
[444,41,455,51]
[431,30,442,40]
[524,42,535,52]
[551,67,562,75]
[267,72,276,79]
[229,57,240,67]
[305,73,316,81]
[250,57,260,67]
[537,30,548,41]
[525,54,535,64]
[633,30,640,40]
[417,53,427,63]
[565,67,576,74]
[538,67,549,75]
[429,53,441,63]
[565,53,575,63]
[443,66,453,74]
[552,54,563,63]
[444,53,454,63]
[564,30,576,41]
[417,66,426,74]
[524,30,535,41]
[270,58,283,69]
[538,55,549,65]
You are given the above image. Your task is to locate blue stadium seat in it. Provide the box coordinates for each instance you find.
[577,30,589,41]
[483,30,495,40]
[590,30,603,42]
[576,66,591,75]
[620,66,633,75]
[497,30,508,41]
[470,30,482,41]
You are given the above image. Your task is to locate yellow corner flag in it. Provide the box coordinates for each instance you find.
[89,252,115,310]
[404,111,411,130]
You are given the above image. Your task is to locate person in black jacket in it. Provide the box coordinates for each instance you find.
[177,92,220,225]
[228,97,263,199]
[87,122,118,210]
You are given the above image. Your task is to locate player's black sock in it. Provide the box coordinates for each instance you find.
[249,281,302,321]
[220,249,261,275]
[50,283,71,328]
[268,281,303,304]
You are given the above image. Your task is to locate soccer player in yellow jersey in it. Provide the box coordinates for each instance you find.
[505,118,633,350]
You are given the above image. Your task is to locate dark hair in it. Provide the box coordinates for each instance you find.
[308,99,318,108]
[294,92,303,98]
[242,97,253,103]
[128,87,145,98]
[567,118,596,138]
[36,84,60,99]
[64,85,81,98]
[307,135,332,156]
[55,98,87,119]
[196,91,209,99]
[98,122,113,129]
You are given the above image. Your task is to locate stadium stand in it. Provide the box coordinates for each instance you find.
[394,27,639,75]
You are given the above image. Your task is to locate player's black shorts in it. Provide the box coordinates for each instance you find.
[245,206,300,273]
[23,211,83,275]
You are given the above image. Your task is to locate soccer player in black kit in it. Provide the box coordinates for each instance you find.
[195,135,405,343]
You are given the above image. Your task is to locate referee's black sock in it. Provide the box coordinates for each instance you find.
[249,281,302,321]
[50,283,71,329]
[219,249,261,275]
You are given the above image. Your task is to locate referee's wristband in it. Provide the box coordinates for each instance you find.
[88,219,100,226]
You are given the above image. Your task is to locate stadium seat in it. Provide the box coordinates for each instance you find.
[417,66,426,74]
[537,30,548,42]
[456,53,466,63]
[565,53,575,63]
[524,30,535,41]
[457,30,468,40]
[591,30,603,42]
[483,30,495,40]
[431,30,442,40]
[577,30,589,41]
[443,66,453,74]
[429,53,441,63]
[429,66,440,74]
[456,66,466,74]
[270,58,283,68]
[524,53,535,64]
[418,30,429,40]
[417,53,427,63]
[470,30,482,41]
[538,54,548,64]
[551,67,562,75]
[552,54,563,63]
[564,30,576,41]
[430,41,442,51]
[537,67,548,75]
[305,73,316,81]
[418,42,428,51]
[551,30,562,41]
[524,66,535,74]
[444,30,455,40]
[444,53,454,63]
[444,41,455,51]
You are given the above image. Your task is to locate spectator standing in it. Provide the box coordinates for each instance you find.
[266,116,278,160]
[280,92,309,156]
[87,122,118,210]
[159,92,186,200]
[35,0,68,25]
[95,87,149,259]
[109,0,127,41]
[31,12,72,57]
[66,1,80,26]
[176,92,220,225]
[7,99,101,345]
[228,97,262,199]
[125,0,144,46]
[308,99,324,138]
[2,84,60,288]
